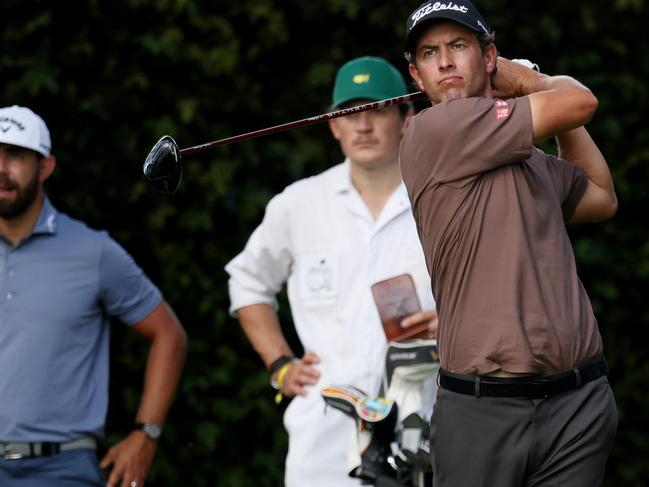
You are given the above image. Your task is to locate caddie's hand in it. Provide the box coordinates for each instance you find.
[281,351,321,398]
[400,308,438,339]
[491,56,546,99]
[100,431,157,487]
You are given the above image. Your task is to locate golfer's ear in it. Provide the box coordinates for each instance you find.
[485,44,498,75]
[39,155,56,182]
[409,63,425,91]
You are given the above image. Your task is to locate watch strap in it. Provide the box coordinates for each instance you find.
[133,422,162,440]
[269,355,294,376]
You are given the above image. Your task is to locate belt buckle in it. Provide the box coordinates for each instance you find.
[528,378,551,398]
[1,445,25,460]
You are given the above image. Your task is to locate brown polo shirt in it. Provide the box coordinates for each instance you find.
[399,96,603,375]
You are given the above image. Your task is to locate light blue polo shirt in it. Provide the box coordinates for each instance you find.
[0,197,162,442]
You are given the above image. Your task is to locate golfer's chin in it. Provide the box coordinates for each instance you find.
[0,194,17,209]
[424,87,465,104]
[0,203,19,219]
[440,89,466,102]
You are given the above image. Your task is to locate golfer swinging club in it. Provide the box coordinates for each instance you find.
[398,1,618,486]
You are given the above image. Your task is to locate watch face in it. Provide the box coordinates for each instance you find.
[142,423,162,439]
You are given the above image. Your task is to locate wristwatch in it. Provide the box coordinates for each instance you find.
[134,422,162,440]
[269,355,295,390]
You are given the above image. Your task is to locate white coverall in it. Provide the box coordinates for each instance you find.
[226,160,435,487]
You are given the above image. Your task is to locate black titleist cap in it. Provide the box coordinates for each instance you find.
[404,1,492,55]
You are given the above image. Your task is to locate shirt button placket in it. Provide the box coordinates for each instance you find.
[367,236,379,283]
[0,248,6,303]
[1,246,16,305]
[0,248,7,324]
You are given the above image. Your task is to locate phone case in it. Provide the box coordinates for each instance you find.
[371,273,429,342]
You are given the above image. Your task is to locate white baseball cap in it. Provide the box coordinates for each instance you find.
[0,105,51,157]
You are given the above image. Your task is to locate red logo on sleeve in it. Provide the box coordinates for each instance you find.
[495,100,510,120]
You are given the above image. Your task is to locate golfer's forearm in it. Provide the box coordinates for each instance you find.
[237,303,294,368]
[136,322,187,425]
[530,74,588,94]
[557,127,611,188]
[546,76,597,124]
[558,127,617,221]
[528,77,598,143]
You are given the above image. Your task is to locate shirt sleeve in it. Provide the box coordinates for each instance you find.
[224,191,294,317]
[402,97,534,186]
[543,152,589,221]
[98,235,162,325]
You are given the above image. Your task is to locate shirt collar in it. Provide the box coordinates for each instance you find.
[331,158,355,194]
[331,157,410,203]
[31,196,58,236]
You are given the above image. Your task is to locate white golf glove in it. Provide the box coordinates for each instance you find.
[512,58,540,72]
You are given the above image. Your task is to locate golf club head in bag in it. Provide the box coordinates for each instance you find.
[322,387,399,484]
[143,135,183,194]
[321,385,368,418]
[353,397,399,483]
[321,384,371,479]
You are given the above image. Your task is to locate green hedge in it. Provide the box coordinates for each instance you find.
[2,1,648,485]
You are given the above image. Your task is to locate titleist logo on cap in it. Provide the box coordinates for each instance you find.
[411,2,469,27]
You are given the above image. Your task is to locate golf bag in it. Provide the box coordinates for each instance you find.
[321,340,440,486]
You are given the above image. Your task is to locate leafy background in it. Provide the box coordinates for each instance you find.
[1,1,647,485]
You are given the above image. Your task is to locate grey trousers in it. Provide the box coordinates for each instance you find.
[430,376,617,487]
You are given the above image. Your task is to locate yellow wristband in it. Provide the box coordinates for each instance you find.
[276,362,292,389]
[273,361,294,404]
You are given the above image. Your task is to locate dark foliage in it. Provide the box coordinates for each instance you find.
[1,1,647,485]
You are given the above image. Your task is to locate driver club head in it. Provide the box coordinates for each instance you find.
[143,135,183,194]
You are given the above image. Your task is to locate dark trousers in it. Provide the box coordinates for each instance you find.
[0,449,104,487]
[430,376,617,487]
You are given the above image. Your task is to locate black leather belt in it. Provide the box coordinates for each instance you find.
[439,357,608,399]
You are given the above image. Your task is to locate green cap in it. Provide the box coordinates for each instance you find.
[331,56,407,108]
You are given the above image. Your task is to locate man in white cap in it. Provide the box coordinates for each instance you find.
[226,57,437,486]
[0,105,188,487]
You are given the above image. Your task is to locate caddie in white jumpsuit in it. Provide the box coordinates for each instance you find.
[226,57,436,487]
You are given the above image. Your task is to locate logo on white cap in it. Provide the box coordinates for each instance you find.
[0,105,51,156]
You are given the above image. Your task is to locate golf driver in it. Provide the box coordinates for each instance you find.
[142,91,427,194]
